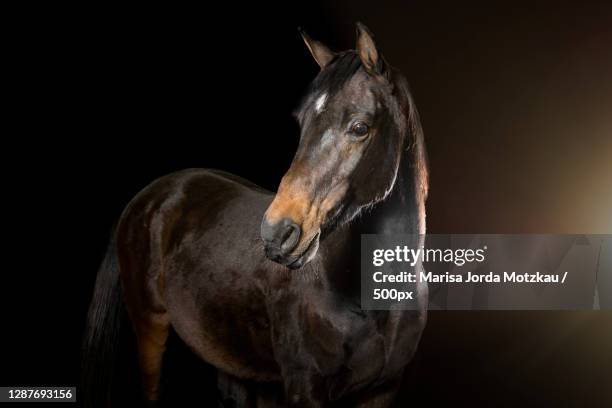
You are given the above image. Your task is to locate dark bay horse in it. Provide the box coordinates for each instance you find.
[83,23,429,407]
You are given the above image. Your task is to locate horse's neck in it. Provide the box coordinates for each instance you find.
[356,147,422,236]
[319,151,422,295]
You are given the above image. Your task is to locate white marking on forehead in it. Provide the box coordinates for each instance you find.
[314,93,327,113]
[320,128,334,149]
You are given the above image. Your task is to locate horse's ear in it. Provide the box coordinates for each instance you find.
[299,28,335,69]
[356,22,382,75]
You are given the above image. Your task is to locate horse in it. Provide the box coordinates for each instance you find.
[83,22,429,407]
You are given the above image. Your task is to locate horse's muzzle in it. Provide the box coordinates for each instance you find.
[261,217,302,264]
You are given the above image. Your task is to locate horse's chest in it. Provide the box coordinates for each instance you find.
[269,288,388,390]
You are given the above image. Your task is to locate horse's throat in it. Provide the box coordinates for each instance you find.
[358,155,420,235]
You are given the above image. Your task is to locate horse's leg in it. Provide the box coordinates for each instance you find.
[349,377,403,408]
[134,313,170,402]
[117,205,173,402]
[254,382,284,408]
[217,375,285,408]
[217,371,252,408]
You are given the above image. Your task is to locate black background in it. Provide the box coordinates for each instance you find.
[2,1,612,407]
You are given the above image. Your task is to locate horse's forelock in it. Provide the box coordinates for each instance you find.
[295,51,362,118]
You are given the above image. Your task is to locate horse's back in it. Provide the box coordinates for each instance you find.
[117,168,272,252]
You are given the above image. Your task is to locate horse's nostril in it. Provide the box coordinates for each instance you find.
[280,221,301,253]
[261,217,301,257]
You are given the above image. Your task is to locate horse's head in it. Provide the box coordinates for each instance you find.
[262,23,409,269]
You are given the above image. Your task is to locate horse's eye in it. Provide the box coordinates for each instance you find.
[351,122,369,137]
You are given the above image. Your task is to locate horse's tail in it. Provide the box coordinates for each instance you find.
[82,231,124,407]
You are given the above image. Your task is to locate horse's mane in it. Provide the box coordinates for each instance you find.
[396,72,429,211]
[309,52,362,97]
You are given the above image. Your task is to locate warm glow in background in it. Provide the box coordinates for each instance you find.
[328,1,612,234]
